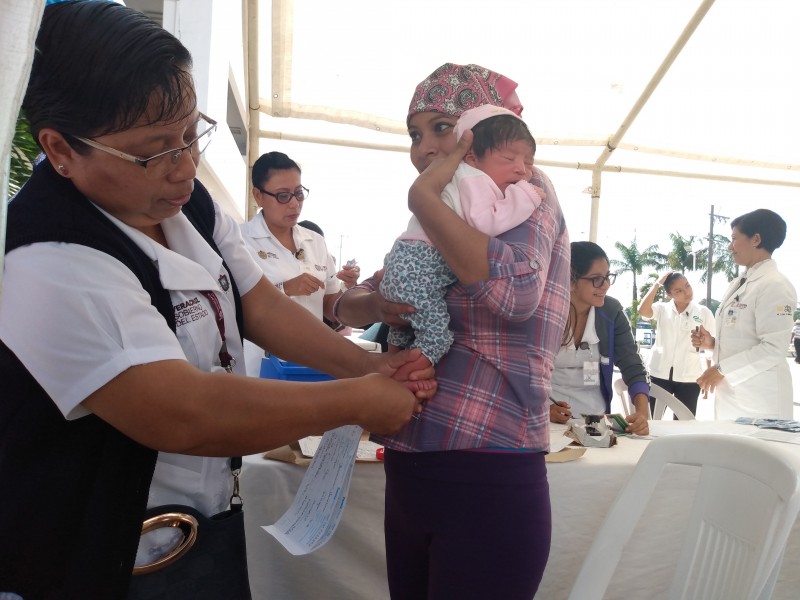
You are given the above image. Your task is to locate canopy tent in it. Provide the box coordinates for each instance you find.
[245,0,800,237]
[3,0,800,293]
[0,0,45,290]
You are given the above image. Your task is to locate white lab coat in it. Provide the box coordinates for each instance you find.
[713,259,796,419]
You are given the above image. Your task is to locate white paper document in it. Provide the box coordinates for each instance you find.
[549,424,576,453]
[299,434,383,461]
[263,424,361,555]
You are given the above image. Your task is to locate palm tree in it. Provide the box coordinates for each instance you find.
[611,238,667,332]
[666,232,705,274]
[8,110,40,199]
[696,233,739,284]
[611,238,667,307]
[639,273,667,304]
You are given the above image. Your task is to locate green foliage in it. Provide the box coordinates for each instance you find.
[666,232,705,273]
[610,229,744,321]
[610,238,667,307]
[699,297,721,315]
[698,233,739,284]
[8,111,40,199]
[638,273,664,330]
[628,297,640,333]
[639,273,666,303]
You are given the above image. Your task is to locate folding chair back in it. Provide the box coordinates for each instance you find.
[567,434,800,600]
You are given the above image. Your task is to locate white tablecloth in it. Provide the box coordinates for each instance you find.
[241,421,800,600]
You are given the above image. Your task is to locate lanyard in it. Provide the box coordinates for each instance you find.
[198,290,242,508]
[732,277,747,302]
[198,290,235,373]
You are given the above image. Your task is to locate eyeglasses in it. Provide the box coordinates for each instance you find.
[258,186,309,204]
[73,113,217,180]
[579,273,617,288]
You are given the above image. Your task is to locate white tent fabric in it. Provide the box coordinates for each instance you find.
[255,0,800,180]
[0,0,45,295]
[255,0,800,175]
[4,0,800,291]
[250,0,800,236]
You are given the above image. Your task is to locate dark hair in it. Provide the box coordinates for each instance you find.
[251,151,301,188]
[563,241,610,346]
[298,220,324,237]
[570,241,609,282]
[24,1,195,150]
[729,208,787,253]
[663,272,686,294]
[470,115,535,158]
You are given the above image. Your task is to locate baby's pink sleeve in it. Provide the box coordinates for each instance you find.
[459,176,543,236]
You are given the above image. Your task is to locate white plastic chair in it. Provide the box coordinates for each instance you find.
[612,378,632,417]
[613,379,695,420]
[566,434,800,600]
[649,382,696,420]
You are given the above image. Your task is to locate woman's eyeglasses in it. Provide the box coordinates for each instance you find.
[73,113,217,180]
[579,273,617,288]
[258,186,310,204]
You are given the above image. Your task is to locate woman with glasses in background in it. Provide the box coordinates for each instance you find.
[0,4,433,598]
[549,241,650,434]
[240,152,358,324]
[240,151,360,374]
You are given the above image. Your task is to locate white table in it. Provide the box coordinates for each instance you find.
[241,421,800,600]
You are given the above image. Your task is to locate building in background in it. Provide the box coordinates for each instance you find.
[126,0,250,222]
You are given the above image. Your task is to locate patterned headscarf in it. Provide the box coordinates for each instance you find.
[407,63,521,123]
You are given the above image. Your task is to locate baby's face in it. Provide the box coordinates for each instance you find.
[468,140,534,192]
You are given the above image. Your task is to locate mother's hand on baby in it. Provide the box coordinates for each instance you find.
[409,130,473,212]
[368,268,416,327]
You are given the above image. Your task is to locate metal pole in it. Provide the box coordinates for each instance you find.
[707,205,714,307]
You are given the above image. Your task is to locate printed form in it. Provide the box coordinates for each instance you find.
[263,424,361,555]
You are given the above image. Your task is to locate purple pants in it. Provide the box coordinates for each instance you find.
[383,448,551,600]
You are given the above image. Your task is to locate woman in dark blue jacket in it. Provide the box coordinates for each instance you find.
[548,241,650,435]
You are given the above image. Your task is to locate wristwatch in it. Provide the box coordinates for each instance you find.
[715,363,723,375]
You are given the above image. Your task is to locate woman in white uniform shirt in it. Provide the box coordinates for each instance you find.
[0,4,433,597]
[240,151,359,322]
[240,152,360,374]
[694,209,797,419]
[639,271,715,416]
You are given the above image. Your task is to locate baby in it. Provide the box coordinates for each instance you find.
[381,105,544,388]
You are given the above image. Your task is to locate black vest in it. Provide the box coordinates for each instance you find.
[0,160,242,599]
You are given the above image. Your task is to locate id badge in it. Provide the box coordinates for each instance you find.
[724,307,738,327]
[583,361,600,385]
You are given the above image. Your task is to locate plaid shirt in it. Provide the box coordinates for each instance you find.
[373,168,570,452]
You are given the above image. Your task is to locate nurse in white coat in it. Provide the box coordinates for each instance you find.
[694,209,797,419]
